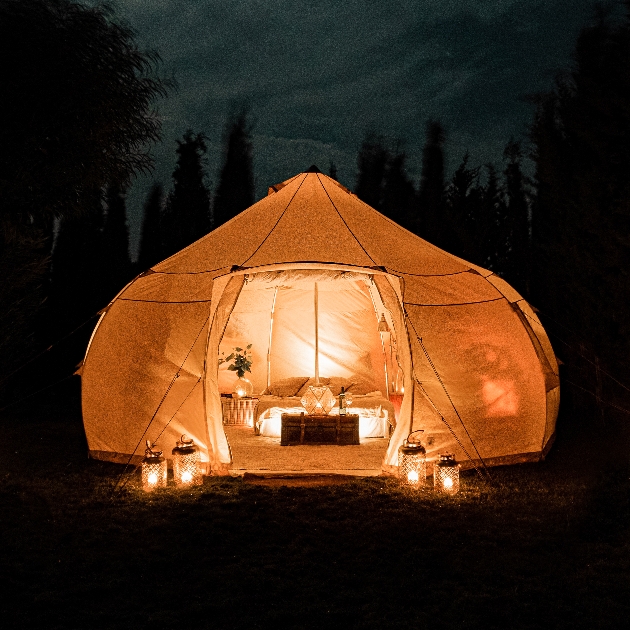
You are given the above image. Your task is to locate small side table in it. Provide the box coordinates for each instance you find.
[221,397,258,427]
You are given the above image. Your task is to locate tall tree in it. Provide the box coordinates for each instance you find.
[355,133,389,212]
[444,153,483,261]
[102,183,132,300]
[501,139,530,296]
[382,148,417,229]
[162,130,212,258]
[213,110,255,229]
[137,182,165,271]
[0,0,169,229]
[415,120,446,245]
[480,163,508,273]
[355,134,416,227]
[530,7,630,386]
[47,192,106,336]
[0,0,169,391]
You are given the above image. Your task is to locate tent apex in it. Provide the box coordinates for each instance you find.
[304,164,321,173]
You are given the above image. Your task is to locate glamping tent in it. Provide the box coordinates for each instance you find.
[81,167,560,475]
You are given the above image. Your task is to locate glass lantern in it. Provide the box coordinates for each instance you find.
[301,384,335,415]
[398,430,426,487]
[141,441,167,492]
[434,454,460,494]
[172,435,203,487]
[232,376,254,398]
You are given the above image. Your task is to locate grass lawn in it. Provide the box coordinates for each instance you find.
[1,381,629,629]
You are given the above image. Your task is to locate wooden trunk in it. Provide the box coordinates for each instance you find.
[280,413,360,446]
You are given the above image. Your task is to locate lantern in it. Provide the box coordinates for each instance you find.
[434,454,460,494]
[141,441,167,492]
[301,384,335,415]
[398,430,426,487]
[172,435,203,487]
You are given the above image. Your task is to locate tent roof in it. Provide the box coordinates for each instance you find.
[152,170,491,278]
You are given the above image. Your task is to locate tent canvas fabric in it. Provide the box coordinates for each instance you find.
[81,168,560,475]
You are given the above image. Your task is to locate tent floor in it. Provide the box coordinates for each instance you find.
[224,425,389,476]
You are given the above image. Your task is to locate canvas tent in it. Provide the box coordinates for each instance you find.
[81,167,560,475]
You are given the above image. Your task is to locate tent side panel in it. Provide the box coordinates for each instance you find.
[82,297,211,466]
[400,298,549,466]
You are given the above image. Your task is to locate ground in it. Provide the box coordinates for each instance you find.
[0,380,628,629]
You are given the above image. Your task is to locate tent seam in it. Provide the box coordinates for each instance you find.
[239,174,309,267]
[404,297,504,307]
[315,173,379,267]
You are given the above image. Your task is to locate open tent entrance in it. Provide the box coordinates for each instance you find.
[213,268,411,473]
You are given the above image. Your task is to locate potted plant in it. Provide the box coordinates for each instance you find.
[219,344,253,397]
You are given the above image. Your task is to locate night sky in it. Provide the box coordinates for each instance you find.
[103,0,597,257]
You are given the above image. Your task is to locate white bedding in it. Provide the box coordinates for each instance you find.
[255,395,394,439]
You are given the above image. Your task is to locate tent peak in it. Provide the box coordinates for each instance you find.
[304,164,321,173]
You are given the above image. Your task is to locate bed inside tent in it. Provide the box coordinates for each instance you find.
[218,269,400,446]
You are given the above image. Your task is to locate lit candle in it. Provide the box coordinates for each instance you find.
[407,470,419,484]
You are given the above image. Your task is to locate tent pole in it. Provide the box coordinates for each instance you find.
[266,286,279,390]
[314,282,320,385]
[368,282,390,400]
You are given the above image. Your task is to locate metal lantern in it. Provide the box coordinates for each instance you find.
[434,454,460,494]
[172,435,203,487]
[141,441,167,492]
[398,430,426,487]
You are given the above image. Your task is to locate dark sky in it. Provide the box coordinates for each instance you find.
[104,0,597,257]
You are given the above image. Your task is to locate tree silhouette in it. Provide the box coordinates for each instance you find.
[355,133,389,212]
[162,130,212,258]
[137,182,165,271]
[416,120,446,245]
[530,6,630,386]
[213,109,255,229]
[444,153,482,261]
[0,0,169,391]
[0,0,169,229]
[102,183,132,301]
[355,134,416,227]
[501,139,530,296]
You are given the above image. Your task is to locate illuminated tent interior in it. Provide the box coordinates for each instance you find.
[80,167,560,475]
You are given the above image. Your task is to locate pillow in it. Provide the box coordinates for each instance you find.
[264,376,309,397]
[344,375,378,395]
[327,376,355,396]
[296,376,330,397]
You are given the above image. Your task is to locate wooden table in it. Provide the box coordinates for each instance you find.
[280,413,360,446]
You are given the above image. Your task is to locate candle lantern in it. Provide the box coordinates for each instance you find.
[434,454,460,494]
[301,384,335,415]
[398,430,426,487]
[141,441,167,492]
[172,435,203,487]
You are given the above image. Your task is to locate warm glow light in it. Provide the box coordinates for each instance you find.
[235,388,246,397]
[482,378,518,416]
[443,477,453,489]
[407,470,419,483]
[148,473,158,485]
[401,385,404,394]
[181,471,193,483]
